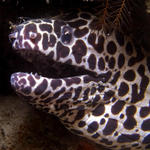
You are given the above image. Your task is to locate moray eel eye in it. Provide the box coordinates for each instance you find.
[29,31,37,40]
[61,26,73,44]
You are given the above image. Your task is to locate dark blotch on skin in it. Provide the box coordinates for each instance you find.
[34,74,40,79]
[103,90,115,101]
[73,86,82,100]
[83,75,99,83]
[74,27,89,38]
[18,35,23,48]
[72,40,87,64]
[126,105,136,116]
[92,95,100,106]
[90,87,96,95]
[110,71,120,85]
[117,134,140,143]
[100,118,105,125]
[142,134,150,144]
[98,71,112,83]
[123,117,136,130]
[74,110,85,121]
[39,24,52,33]
[56,42,70,60]
[34,79,48,95]
[92,104,105,116]
[64,77,81,86]
[42,33,49,50]
[140,107,150,118]
[61,26,72,44]
[98,57,105,70]
[104,113,109,118]
[88,34,104,53]
[123,70,136,81]
[87,121,99,133]
[78,121,86,127]
[21,86,31,95]
[111,101,125,115]
[123,106,137,130]
[137,64,145,76]
[50,87,66,101]
[59,104,69,110]
[118,53,125,69]
[49,34,56,47]
[118,82,129,97]
[28,75,36,87]
[103,118,118,135]
[108,57,116,69]
[97,85,105,92]
[114,132,118,137]
[40,91,51,99]
[105,56,109,62]
[51,79,62,90]
[88,54,96,70]
[107,41,117,55]
[141,119,150,131]
[92,133,100,138]
[56,92,72,103]
[120,114,124,119]
[83,88,90,100]
[54,20,65,38]
[131,76,149,103]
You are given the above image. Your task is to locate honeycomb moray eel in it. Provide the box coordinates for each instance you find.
[9,8,150,150]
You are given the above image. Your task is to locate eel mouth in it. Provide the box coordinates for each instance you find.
[8,19,100,82]
[10,47,98,99]
[10,47,96,80]
[9,27,96,79]
[9,28,101,103]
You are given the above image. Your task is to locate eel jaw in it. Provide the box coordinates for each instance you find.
[10,71,99,115]
[9,20,101,112]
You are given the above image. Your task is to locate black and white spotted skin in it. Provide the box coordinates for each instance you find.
[9,8,150,150]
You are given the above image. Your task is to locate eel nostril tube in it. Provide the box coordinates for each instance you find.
[9,32,17,42]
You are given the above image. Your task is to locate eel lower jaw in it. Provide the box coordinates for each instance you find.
[10,71,98,105]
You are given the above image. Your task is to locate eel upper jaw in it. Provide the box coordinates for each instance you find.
[9,32,97,79]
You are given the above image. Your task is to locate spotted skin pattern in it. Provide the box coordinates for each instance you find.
[9,9,150,150]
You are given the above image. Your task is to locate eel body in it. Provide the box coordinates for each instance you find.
[9,7,150,150]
